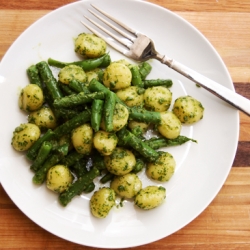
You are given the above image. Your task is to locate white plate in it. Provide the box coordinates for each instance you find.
[0,0,239,248]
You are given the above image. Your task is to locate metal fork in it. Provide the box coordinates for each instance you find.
[82,5,250,116]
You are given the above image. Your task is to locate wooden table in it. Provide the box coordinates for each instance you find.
[1,0,250,249]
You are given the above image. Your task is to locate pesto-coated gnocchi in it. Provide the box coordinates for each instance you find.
[93,130,118,156]
[103,62,132,90]
[100,103,129,132]
[134,186,166,210]
[18,84,44,112]
[110,173,142,199]
[146,151,176,182]
[28,106,57,130]
[157,111,181,139]
[116,86,144,107]
[172,95,204,124]
[144,86,172,112]
[58,65,86,84]
[90,187,116,218]
[11,123,41,151]
[104,147,136,176]
[75,33,107,58]
[71,123,93,155]
[46,165,73,193]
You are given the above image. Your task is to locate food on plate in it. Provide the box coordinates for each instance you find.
[144,86,172,112]
[116,86,144,107]
[28,106,57,130]
[146,151,176,182]
[104,147,136,176]
[46,164,73,193]
[93,130,118,156]
[172,95,204,124]
[71,123,93,155]
[18,84,44,112]
[157,111,182,139]
[90,187,116,218]
[135,186,166,210]
[11,123,41,151]
[75,33,107,58]
[110,173,142,199]
[58,65,87,84]
[103,62,132,90]
[11,33,204,218]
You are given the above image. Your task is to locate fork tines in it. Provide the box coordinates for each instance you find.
[81,4,139,55]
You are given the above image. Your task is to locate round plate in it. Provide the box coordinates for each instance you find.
[0,0,239,248]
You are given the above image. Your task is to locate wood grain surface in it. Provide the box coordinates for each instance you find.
[1,0,250,249]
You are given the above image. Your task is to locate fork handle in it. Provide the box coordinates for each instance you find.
[157,54,250,116]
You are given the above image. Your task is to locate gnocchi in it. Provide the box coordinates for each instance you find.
[157,111,182,139]
[46,165,73,193]
[58,65,87,84]
[134,186,166,210]
[110,173,142,199]
[75,33,107,58]
[28,106,57,130]
[146,151,176,182]
[103,62,132,90]
[71,123,93,155]
[93,130,118,156]
[172,95,204,124]
[104,147,136,176]
[18,84,44,112]
[144,86,172,112]
[90,187,116,218]
[11,123,41,151]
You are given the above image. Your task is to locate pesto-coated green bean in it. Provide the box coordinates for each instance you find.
[59,167,100,206]
[36,61,63,100]
[26,65,43,88]
[26,129,55,161]
[103,91,116,132]
[30,141,53,172]
[91,99,104,132]
[53,92,105,109]
[47,54,111,71]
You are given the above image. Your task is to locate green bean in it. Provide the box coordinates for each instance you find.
[47,53,111,71]
[143,79,173,88]
[32,144,68,185]
[130,65,144,88]
[53,110,91,139]
[56,108,81,120]
[58,82,77,95]
[100,172,114,184]
[91,99,104,132]
[132,158,145,174]
[103,91,116,132]
[26,65,43,88]
[30,141,53,172]
[36,61,63,100]
[59,167,100,206]
[117,128,159,162]
[60,150,86,167]
[26,129,55,161]
[138,62,152,80]
[68,79,90,94]
[145,135,197,149]
[92,151,106,170]
[83,182,95,193]
[53,92,105,109]
[129,107,161,124]
[69,158,88,178]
